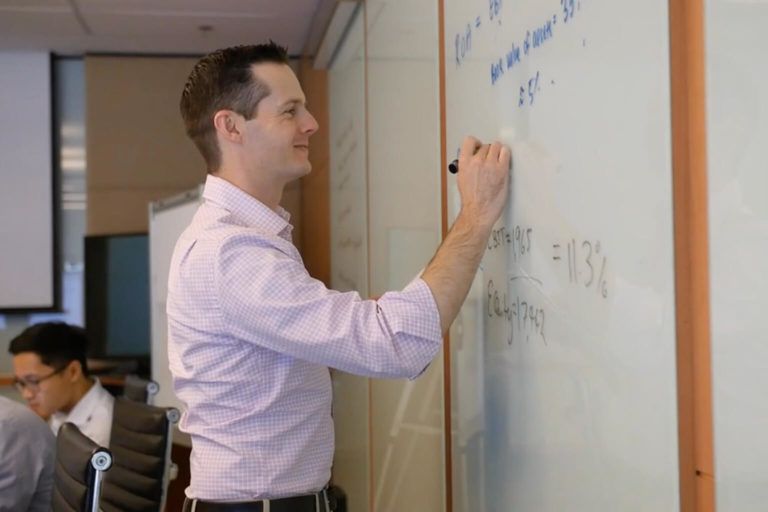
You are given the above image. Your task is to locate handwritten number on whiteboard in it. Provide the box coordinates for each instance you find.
[489,0,501,21]
[455,24,472,67]
[561,0,576,23]
[582,240,594,287]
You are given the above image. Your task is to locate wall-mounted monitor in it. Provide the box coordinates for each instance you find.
[84,233,150,360]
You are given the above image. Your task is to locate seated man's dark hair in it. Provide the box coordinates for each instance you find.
[9,322,90,376]
[180,41,290,173]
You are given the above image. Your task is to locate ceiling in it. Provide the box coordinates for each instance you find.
[0,0,334,56]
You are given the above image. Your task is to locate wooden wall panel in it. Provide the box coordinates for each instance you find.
[85,56,202,235]
[298,58,331,285]
[669,0,715,510]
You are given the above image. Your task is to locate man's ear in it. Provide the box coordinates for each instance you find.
[65,360,83,381]
[213,110,244,143]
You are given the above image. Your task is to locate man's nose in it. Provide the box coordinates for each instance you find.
[303,111,319,135]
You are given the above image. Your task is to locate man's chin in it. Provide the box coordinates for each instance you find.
[29,405,51,420]
[288,163,312,180]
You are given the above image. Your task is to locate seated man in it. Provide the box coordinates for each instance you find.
[8,322,114,446]
[0,395,55,512]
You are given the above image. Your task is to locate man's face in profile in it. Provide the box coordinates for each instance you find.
[238,63,319,184]
[12,352,73,419]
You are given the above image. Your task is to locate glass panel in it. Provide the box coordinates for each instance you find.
[706,2,768,509]
[366,0,444,510]
[328,10,371,512]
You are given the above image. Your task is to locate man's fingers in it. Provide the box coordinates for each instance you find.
[499,145,511,168]
[474,143,490,161]
[460,136,481,159]
[459,137,511,171]
[487,141,501,163]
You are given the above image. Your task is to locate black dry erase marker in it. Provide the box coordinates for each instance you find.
[449,150,512,174]
[449,144,481,173]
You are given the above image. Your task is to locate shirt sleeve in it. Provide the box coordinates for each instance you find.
[215,232,443,379]
[0,409,55,512]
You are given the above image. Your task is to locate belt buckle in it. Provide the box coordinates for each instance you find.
[323,488,336,511]
[316,490,329,512]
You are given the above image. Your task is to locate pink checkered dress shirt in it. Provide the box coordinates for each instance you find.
[167,175,442,501]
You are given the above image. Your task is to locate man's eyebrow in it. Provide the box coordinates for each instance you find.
[279,99,306,108]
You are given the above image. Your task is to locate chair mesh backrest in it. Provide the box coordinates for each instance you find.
[100,397,178,512]
[123,375,159,404]
[52,423,110,512]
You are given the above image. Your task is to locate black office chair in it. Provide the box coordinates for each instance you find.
[99,397,180,512]
[52,422,113,512]
[122,374,160,405]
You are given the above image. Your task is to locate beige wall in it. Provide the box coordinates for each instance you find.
[85,56,203,235]
[85,55,302,242]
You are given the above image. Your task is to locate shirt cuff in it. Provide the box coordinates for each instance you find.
[376,278,443,378]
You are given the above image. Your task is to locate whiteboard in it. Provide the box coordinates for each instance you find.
[444,1,679,510]
[149,188,202,413]
[706,2,768,510]
[0,52,54,310]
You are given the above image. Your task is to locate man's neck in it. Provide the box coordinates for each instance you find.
[213,170,285,212]
[61,377,95,415]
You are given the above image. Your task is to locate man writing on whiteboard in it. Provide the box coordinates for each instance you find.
[169,42,510,512]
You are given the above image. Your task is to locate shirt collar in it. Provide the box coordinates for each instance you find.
[51,378,104,427]
[203,175,293,239]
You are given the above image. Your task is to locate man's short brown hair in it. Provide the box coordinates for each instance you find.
[180,42,290,172]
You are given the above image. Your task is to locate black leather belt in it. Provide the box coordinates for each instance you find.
[183,489,335,512]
